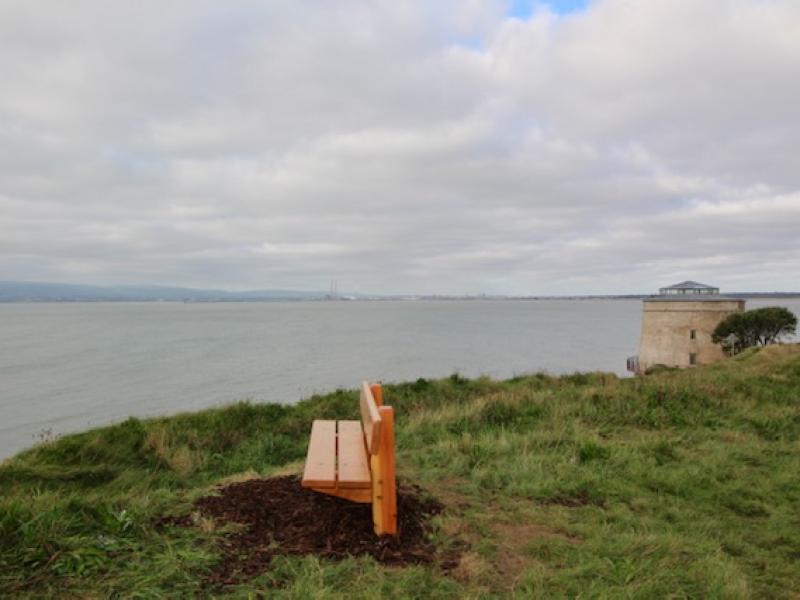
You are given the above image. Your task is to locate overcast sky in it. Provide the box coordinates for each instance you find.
[1,0,798,295]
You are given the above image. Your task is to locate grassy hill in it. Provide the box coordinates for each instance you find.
[2,345,799,598]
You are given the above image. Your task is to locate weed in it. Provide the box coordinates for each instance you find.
[578,442,611,463]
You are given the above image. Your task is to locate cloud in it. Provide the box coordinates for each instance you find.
[0,0,798,294]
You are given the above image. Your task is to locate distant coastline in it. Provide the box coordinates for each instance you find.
[1,280,799,303]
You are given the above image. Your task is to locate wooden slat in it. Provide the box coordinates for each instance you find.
[370,383,383,407]
[360,381,382,455]
[336,420,371,489]
[301,420,336,488]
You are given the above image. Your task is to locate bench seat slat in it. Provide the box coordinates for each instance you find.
[336,420,371,489]
[301,420,336,488]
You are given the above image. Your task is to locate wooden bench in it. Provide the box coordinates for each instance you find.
[301,382,397,535]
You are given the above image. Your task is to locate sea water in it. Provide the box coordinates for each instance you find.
[1,298,798,459]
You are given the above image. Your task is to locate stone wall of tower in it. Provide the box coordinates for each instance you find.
[638,299,745,371]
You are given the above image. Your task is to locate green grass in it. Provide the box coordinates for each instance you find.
[2,345,800,598]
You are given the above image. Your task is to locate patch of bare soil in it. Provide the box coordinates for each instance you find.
[500,521,581,545]
[542,489,605,507]
[451,521,582,589]
[156,475,452,587]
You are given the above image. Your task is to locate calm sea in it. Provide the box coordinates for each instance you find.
[1,298,798,459]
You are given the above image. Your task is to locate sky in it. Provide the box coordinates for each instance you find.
[1,0,799,296]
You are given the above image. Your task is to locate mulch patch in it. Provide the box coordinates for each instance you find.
[155,475,453,587]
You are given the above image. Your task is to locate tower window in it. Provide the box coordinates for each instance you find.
[690,329,696,340]
[689,353,697,365]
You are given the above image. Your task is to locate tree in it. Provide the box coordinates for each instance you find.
[712,306,797,355]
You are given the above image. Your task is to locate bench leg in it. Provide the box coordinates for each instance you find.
[371,405,397,535]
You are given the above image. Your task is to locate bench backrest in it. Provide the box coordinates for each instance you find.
[360,382,382,454]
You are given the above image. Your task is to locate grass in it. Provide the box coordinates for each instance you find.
[1,344,800,598]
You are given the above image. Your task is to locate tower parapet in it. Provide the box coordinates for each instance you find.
[658,281,719,296]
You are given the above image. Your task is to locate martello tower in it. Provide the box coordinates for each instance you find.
[628,281,745,373]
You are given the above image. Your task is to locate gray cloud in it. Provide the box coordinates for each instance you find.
[1,0,799,294]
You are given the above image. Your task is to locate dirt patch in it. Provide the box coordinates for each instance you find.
[492,522,581,546]
[542,489,605,508]
[156,475,452,587]
[456,522,581,592]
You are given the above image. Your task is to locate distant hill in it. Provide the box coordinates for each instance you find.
[1,281,797,302]
[0,281,329,302]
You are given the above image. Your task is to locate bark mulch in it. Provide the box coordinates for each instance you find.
[155,475,453,587]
